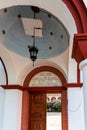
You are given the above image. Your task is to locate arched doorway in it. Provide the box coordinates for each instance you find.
[21,66,68,130]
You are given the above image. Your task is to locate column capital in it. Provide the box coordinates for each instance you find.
[79,59,87,70]
[72,33,87,63]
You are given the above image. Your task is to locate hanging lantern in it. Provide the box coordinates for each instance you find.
[28,6,40,66]
[28,45,38,62]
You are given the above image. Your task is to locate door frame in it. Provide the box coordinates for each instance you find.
[28,86,68,130]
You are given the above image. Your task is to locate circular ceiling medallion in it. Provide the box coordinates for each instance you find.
[0,5,69,59]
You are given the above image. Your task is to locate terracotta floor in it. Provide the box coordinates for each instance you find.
[47,112,61,130]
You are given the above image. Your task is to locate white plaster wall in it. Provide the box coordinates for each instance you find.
[2,89,22,130]
[0,44,17,84]
[68,88,85,130]
[68,59,77,83]
[0,87,5,130]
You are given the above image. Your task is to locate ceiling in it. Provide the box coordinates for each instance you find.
[0,5,69,59]
[0,0,79,84]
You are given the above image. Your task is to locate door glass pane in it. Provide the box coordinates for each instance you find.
[47,93,62,130]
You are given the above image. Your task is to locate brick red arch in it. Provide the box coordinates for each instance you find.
[62,0,87,33]
[62,0,87,83]
[23,66,67,87]
[22,66,68,130]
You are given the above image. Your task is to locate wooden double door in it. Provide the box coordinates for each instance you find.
[29,89,68,130]
[29,93,46,130]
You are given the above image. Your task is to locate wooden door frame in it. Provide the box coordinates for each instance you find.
[28,87,68,130]
[21,87,68,130]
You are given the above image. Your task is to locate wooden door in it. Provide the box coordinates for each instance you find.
[29,93,46,130]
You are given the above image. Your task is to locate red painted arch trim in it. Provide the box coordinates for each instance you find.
[62,0,87,83]
[0,57,8,85]
[23,66,67,87]
[62,0,87,33]
[1,82,82,91]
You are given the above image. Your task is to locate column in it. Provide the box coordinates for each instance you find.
[79,59,87,130]
[72,34,87,130]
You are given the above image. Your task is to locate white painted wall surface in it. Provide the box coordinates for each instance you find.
[2,89,22,130]
[68,88,85,130]
[79,59,87,130]
[0,87,5,130]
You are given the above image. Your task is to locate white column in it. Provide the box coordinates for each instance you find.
[79,59,87,130]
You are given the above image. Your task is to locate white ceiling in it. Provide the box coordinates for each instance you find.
[0,0,77,84]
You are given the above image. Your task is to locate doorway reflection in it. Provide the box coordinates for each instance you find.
[46,93,62,130]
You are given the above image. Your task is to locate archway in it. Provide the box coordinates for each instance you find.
[21,66,68,130]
